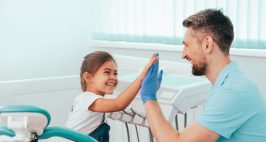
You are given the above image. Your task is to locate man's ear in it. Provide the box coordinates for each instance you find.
[202,36,214,54]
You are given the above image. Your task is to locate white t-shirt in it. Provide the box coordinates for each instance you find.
[65,92,104,135]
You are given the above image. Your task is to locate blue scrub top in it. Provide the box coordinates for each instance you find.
[197,61,266,142]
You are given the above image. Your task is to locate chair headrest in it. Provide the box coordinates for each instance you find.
[0,105,51,126]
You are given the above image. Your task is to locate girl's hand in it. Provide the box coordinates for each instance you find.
[137,53,159,82]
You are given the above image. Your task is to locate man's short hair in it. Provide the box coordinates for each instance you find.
[183,9,234,55]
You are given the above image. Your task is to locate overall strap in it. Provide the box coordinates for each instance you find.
[102,113,105,123]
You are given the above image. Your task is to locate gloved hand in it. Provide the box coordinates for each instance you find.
[140,55,163,103]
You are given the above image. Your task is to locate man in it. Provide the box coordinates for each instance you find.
[140,9,266,142]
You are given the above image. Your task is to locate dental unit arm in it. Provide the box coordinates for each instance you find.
[0,105,97,142]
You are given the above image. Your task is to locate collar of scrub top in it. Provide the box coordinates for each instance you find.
[212,61,238,90]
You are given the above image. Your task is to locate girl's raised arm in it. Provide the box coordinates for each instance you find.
[89,54,159,112]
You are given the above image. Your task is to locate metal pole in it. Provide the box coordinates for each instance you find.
[125,123,130,142]
[175,114,179,131]
[149,128,154,142]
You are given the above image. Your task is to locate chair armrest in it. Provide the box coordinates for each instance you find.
[38,126,97,142]
[0,124,15,137]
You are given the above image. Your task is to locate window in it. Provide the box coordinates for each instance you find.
[93,0,266,49]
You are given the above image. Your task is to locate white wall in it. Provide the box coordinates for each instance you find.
[0,0,99,137]
[0,0,98,81]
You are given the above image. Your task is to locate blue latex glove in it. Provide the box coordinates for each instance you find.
[140,56,163,103]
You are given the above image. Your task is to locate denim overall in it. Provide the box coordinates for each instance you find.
[89,114,110,142]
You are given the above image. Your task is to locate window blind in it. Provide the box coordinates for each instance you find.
[93,0,266,49]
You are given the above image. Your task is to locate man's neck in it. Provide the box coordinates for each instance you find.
[205,56,231,85]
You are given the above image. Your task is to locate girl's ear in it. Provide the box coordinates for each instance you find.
[83,72,93,83]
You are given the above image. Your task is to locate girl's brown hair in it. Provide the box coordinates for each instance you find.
[80,51,116,91]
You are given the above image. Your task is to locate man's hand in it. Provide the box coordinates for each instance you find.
[140,54,163,103]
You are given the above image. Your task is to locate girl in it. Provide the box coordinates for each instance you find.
[65,51,158,142]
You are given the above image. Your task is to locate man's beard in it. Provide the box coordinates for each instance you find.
[192,62,207,76]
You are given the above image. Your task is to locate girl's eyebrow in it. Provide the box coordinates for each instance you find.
[103,68,117,72]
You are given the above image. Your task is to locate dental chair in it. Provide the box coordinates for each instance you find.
[0,123,15,141]
[0,105,97,142]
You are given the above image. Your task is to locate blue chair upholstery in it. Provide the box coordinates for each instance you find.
[0,124,15,137]
[38,126,97,142]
